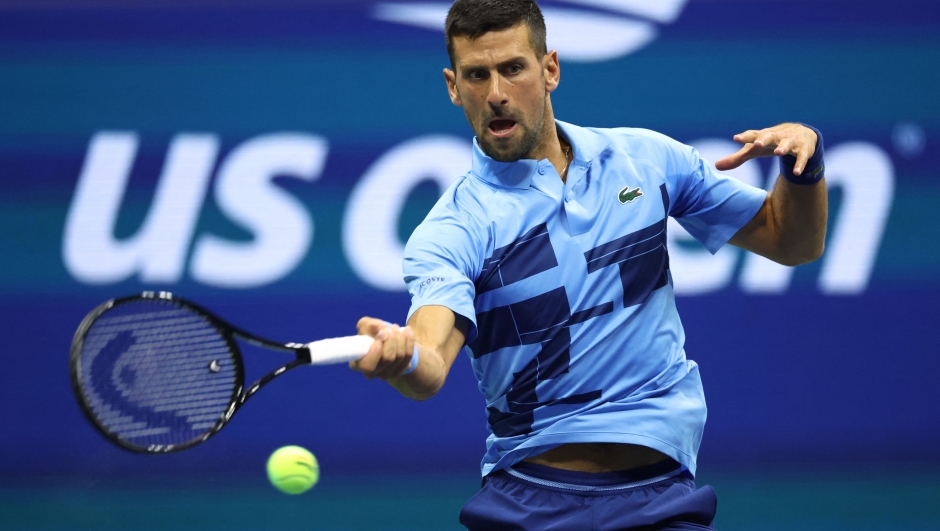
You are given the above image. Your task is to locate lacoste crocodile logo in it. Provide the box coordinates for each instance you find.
[618,186,643,204]
[806,164,825,179]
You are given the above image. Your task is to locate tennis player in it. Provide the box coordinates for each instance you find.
[351,1,828,528]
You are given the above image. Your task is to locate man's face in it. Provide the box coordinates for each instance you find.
[444,24,558,162]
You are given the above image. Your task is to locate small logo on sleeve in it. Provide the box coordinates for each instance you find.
[419,277,445,288]
[618,186,643,204]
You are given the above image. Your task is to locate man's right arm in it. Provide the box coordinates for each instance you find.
[351,305,470,401]
[354,193,481,400]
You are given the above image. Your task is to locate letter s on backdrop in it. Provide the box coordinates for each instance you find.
[190,133,328,288]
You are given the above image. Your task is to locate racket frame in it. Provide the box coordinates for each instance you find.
[69,291,315,454]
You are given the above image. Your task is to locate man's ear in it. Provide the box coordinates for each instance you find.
[543,50,560,93]
[443,68,462,106]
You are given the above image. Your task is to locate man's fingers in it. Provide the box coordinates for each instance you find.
[357,316,392,338]
[391,325,407,361]
[752,132,780,149]
[714,143,756,171]
[380,324,400,361]
[352,344,384,378]
[356,316,373,335]
[713,155,741,172]
[723,124,821,177]
[363,353,412,380]
[793,149,811,176]
[382,339,398,364]
[774,137,795,157]
[733,130,761,144]
[372,356,411,380]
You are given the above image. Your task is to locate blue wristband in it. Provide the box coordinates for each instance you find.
[779,123,825,185]
[402,344,420,375]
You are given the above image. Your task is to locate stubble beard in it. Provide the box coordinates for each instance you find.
[472,100,546,163]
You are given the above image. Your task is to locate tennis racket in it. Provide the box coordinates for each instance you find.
[69,291,373,454]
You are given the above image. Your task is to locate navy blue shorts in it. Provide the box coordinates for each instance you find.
[459,460,717,531]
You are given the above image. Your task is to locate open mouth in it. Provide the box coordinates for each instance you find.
[488,119,517,138]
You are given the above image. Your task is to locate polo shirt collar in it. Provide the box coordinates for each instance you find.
[470,119,611,189]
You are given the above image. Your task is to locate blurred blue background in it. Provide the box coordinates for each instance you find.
[1,0,939,529]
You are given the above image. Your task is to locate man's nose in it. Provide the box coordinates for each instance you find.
[486,74,509,108]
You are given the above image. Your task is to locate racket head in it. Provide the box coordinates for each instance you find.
[69,292,245,453]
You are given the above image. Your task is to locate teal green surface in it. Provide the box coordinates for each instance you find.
[2,469,939,530]
[1,39,939,138]
[875,183,940,281]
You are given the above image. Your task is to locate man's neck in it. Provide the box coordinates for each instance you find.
[527,117,571,183]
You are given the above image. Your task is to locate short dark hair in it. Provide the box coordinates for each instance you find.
[445,0,547,69]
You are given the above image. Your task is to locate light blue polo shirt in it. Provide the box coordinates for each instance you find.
[403,120,767,477]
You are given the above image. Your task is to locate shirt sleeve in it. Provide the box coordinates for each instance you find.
[403,206,483,344]
[666,141,768,254]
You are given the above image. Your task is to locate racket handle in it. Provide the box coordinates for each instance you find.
[306,335,374,365]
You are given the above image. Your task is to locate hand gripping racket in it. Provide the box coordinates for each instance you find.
[69,291,373,453]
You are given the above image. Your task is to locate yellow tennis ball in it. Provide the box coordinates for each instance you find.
[266,446,319,494]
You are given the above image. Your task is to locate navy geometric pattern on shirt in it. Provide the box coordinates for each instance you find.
[472,287,614,357]
[584,184,671,308]
[485,326,606,437]
[472,284,612,437]
[476,223,558,294]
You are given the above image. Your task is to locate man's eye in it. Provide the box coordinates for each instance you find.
[507,64,522,75]
[468,71,486,80]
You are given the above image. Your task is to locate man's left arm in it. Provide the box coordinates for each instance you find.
[716,123,828,266]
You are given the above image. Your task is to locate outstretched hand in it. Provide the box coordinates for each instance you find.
[714,123,818,176]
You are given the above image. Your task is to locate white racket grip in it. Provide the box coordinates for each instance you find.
[306,335,374,365]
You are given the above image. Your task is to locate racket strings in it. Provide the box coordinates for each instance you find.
[78,301,239,449]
